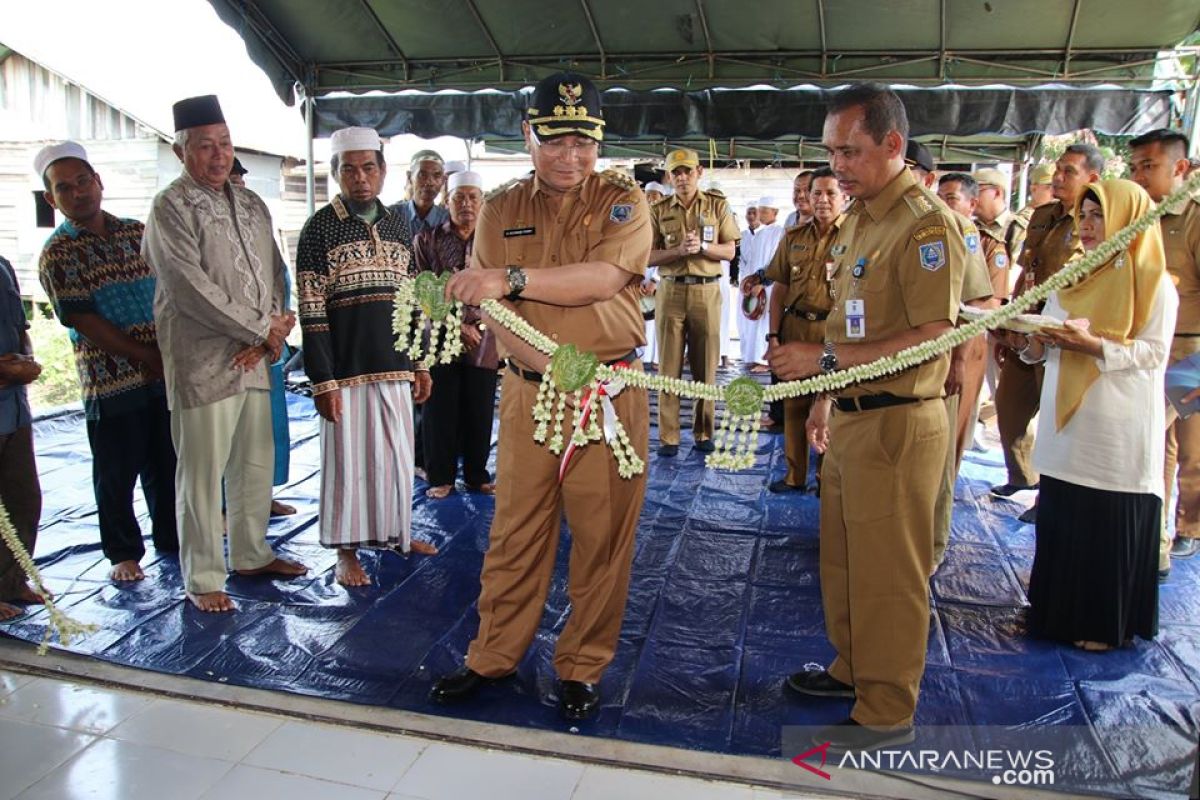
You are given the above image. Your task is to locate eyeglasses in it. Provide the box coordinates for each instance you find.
[531,131,600,157]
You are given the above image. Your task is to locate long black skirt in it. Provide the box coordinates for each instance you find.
[1026,474,1161,647]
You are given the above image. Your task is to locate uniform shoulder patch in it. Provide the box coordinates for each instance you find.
[600,168,636,191]
[913,225,947,241]
[994,253,1009,268]
[918,241,947,271]
[485,178,522,202]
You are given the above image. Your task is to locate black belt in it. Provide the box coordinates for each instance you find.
[834,393,922,413]
[1176,332,1200,338]
[784,305,829,322]
[507,350,639,383]
[665,275,720,285]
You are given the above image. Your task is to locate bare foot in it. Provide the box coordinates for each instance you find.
[0,601,22,620]
[187,590,235,612]
[409,540,439,556]
[1074,640,1113,652]
[110,560,145,582]
[749,364,771,374]
[466,482,496,495]
[270,500,297,516]
[335,550,370,587]
[235,557,308,579]
[426,485,453,500]
[15,583,46,604]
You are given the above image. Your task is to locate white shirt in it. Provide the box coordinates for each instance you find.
[742,222,785,273]
[1030,273,1178,497]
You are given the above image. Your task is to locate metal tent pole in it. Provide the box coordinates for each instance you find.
[303,85,316,217]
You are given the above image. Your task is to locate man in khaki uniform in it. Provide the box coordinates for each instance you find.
[769,83,965,751]
[648,149,739,456]
[990,145,1100,522]
[751,166,845,492]
[933,173,999,568]
[974,167,1018,298]
[1129,128,1200,575]
[433,73,652,721]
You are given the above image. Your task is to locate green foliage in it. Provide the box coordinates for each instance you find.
[1037,131,1131,180]
[26,305,80,413]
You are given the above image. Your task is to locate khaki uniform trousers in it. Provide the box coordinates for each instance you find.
[933,336,988,566]
[780,315,824,487]
[1163,337,1200,566]
[171,390,276,594]
[994,356,1041,487]
[656,279,721,446]
[821,399,945,728]
[467,367,649,683]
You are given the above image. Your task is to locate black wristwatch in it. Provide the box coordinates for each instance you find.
[819,341,838,373]
[505,265,527,300]
[765,332,780,343]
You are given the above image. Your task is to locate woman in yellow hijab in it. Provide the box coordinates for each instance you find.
[1014,179,1178,651]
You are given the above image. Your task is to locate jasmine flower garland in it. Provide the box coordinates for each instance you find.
[0,499,96,654]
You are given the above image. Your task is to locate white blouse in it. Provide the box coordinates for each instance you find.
[1029,272,1179,498]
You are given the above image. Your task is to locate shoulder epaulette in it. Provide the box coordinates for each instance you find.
[902,187,940,219]
[485,177,522,202]
[600,168,636,192]
[704,187,727,199]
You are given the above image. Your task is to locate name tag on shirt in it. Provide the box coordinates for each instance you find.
[845,298,865,338]
[504,227,536,237]
[702,225,715,243]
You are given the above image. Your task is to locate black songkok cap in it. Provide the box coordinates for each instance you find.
[173,94,226,131]
[904,140,935,174]
[231,157,248,176]
[526,72,604,142]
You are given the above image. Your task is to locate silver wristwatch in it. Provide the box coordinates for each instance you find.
[819,341,838,373]
[505,265,527,299]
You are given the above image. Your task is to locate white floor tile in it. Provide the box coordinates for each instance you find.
[198,764,387,800]
[15,737,233,800]
[107,697,281,762]
[572,765,757,800]
[0,717,95,800]
[392,742,583,800]
[243,719,426,791]
[0,677,154,734]
[0,668,33,698]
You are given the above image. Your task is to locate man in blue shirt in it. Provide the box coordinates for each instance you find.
[0,255,43,620]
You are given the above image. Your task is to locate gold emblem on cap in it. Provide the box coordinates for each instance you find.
[554,82,588,118]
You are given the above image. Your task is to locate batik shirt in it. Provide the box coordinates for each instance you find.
[38,213,163,419]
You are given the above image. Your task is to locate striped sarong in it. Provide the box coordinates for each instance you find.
[318,381,413,551]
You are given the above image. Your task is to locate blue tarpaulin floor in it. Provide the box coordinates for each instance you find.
[5,380,1200,798]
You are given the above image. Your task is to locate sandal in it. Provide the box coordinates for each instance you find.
[425,485,453,500]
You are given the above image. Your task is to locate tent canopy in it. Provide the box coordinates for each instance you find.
[209,0,1197,162]
[210,0,1199,100]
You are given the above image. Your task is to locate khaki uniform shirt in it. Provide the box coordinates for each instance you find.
[143,174,286,410]
[826,168,966,400]
[472,170,652,364]
[1161,195,1200,334]
[1017,200,1081,295]
[977,225,1012,301]
[953,212,995,305]
[651,190,740,278]
[763,216,843,320]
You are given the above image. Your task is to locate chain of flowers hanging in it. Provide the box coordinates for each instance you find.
[477,172,1200,474]
[0,499,96,655]
[391,272,465,366]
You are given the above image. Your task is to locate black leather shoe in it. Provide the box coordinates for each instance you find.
[814,718,914,754]
[1018,505,1038,524]
[1159,567,1171,583]
[990,482,1038,498]
[693,439,716,453]
[657,444,679,457]
[784,668,854,698]
[429,666,511,705]
[558,680,601,720]
[769,480,803,494]
[1171,537,1199,559]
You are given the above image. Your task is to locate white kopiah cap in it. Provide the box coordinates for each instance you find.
[443,160,467,175]
[330,126,381,155]
[757,195,780,210]
[448,170,483,192]
[644,181,665,194]
[34,141,89,178]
